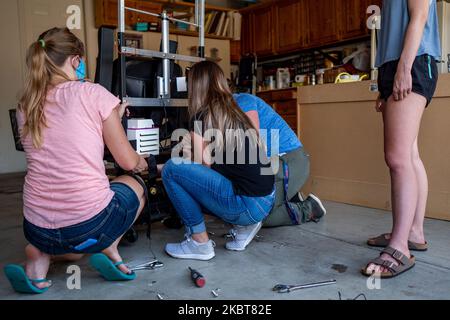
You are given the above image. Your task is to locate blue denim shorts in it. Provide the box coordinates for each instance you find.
[23,183,140,255]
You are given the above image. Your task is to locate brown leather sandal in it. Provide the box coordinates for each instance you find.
[361,246,416,279]
[367,233,428,251]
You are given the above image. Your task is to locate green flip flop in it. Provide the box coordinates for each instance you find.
[90,254,136,281]
[3,264,51,294]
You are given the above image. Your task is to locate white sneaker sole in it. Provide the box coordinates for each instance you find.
[308,194,327,215]
[226,222,262,252]
[165,250,215,261]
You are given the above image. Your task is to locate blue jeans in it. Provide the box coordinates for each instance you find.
[23,183,140,255]
[162,159,275,235]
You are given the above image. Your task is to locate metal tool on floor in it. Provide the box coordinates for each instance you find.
[211,288,221,298]
[273,279,336,293]
[130,260,164,272]
[189,267,206,288]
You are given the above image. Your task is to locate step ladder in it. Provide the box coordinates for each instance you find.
[117,0,207,108]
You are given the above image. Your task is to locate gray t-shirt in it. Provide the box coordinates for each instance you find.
[376,0,441,67]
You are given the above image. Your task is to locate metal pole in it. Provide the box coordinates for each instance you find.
[161,11,171,98]
[118,0,126,101]
[198,0,205,58]
[195,0,199,26]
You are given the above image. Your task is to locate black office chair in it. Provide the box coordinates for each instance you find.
[9,109,24,152]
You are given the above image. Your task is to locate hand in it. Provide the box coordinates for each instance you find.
[375,95,386,113]
[118,99,130,119]
[392,65,412,101]
[133,156,148,174]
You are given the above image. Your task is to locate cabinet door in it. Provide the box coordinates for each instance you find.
[97,0,136,28]
[340,0,368,40]
[252,5,274,56]
[230,40,241,63]
[307,0,340,47]
[241,12,254,55]
[274,0,304,53]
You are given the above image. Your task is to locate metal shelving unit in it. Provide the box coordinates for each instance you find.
[117,0,207,108]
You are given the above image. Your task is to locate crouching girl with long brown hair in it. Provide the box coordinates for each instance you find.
[163,61,275,260]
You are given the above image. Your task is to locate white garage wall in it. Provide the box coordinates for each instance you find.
[0,0,86,174]
[0,0,27,174]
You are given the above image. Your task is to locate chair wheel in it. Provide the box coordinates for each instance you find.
[124,228,139,243]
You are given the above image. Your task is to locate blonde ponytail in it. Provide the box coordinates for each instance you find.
[18,28,85,148]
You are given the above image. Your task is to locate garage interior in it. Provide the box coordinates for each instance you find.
[1,0,449,300]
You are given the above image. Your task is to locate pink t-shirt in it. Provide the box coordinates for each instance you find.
[18,81,120,229]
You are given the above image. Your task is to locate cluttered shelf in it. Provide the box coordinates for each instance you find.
[95,0,240,41]
[151,0,233,12]
[169,29,232,40]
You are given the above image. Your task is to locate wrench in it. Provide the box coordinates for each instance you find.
[273,279,336,293]
[130,260,164,271]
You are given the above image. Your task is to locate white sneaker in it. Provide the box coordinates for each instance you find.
[225,222,262,251]
[165,236,216,261]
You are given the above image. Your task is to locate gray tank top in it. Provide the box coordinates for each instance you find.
[376,0,441,67]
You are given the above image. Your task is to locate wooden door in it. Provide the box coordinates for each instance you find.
[252,5,274,57]
[339,0,369,40]
[274,0,302,53]
[307,0,340,47]
[240,12,254,55]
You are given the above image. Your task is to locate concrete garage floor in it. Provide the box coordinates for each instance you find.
[1,173,449,300]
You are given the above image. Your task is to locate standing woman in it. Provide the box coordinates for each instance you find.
[362,0,441,278]
[163,61,275,260]
[4,28,148,294]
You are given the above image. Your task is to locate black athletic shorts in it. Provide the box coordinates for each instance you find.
[378,54,439,107]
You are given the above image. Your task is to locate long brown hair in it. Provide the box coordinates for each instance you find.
[18,27,85,148]
[188,61,258,145]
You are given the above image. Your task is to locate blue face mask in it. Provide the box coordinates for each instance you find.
[75,59,86,81]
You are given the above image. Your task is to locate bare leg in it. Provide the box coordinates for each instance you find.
[367,93,426,274]
[191,232,210,244]
[409,136,428,244]
[25,245,51,289]
[377,137,428,244]
[101,175,146,274]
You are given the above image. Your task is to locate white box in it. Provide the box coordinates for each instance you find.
[127,119,155,129]
[127,119,159,156]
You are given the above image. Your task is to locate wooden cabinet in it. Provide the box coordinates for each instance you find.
[96,0,136,28]
[339,0,383,40]
[252,5,274,56]
[339,0,368,40]
[274,0,308,53]
[95,0,162,28]
[135,1,162,24]
[307,0,340,47]
[257,88,298,133]
[230,40,241,63]
[241,11,254,55]
[240,0,381,57]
